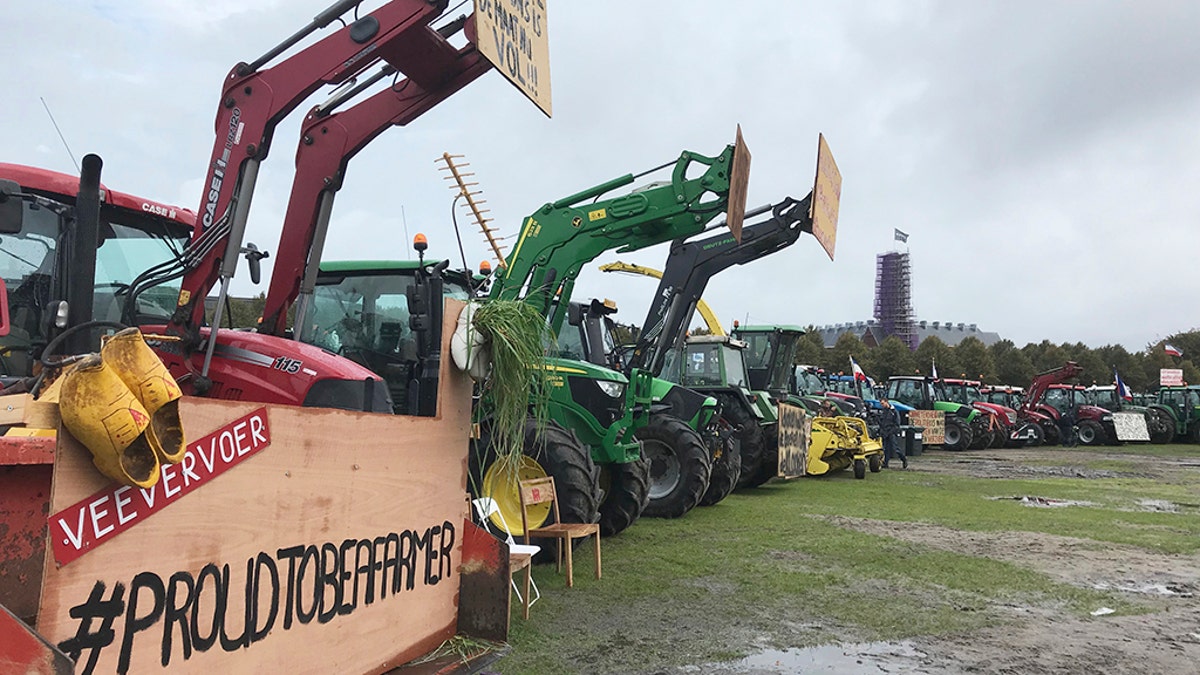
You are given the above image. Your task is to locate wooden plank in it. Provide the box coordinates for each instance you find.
[909,410,945,445]
[35,301,475,674]
[0,394,60,430]
[776,403,809,479]
[809,133,842,262]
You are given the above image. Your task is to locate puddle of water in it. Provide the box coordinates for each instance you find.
[1137,499,1180,513]
[725,641,929,674]
[991,495,1096,508]
[1093,580,1196,597]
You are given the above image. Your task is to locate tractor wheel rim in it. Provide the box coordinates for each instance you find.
[945,428,960,445]
[644,439,681,500]
[481,455,550,537]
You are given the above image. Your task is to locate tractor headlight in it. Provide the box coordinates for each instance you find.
[1102,414,1113,421]
[596,380,626,399]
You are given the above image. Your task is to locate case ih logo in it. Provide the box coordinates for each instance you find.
[202,108,243,229]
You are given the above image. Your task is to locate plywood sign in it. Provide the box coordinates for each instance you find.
[476,0,552,117]
[37,305,473,674]
[776,403,810,479]
[810,134,841,262]
[908,410,945,445]
[1160,368,1184,386]
[1112,412,1149,442]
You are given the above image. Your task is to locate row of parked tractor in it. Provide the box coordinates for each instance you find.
[809,360,1200,450]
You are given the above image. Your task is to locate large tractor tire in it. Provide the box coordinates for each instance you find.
[969,422,992,450]
[1077,419,1106,446]
[853,458,866,479]
[1041,421,1060,446]
[942,416,973,451]
[741,422,780,489]
[471,418,602,560]
[1147,409,1174,444]
[724,404,765,489]
[1024,423,1045,447]
[638,415,712,519]
[990,425,1009,448]
[699,421,741,507]
[598,458,650,537]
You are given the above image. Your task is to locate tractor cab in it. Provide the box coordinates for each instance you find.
[662,334,751,390]
[731,325,805,397]
[884,375,978,450]
[555,298,620,368]
[300,260,472,415]
[0,163,192,379]
[794,365,825,396]
[1155,385,1200,442]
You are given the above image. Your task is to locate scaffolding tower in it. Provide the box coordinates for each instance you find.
[874,251,917,350]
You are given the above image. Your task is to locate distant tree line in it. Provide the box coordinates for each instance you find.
[796,329,1200,393]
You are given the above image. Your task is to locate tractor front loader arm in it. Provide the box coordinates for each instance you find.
[628,193,813,377]
[1021,361,1083,415]
[168,0,458,349]
[490,143,749,336]
[258,16,493,337]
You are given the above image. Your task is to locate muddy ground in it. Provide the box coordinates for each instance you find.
[653,447,1200,675]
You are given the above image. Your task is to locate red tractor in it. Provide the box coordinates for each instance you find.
[1021,363,1117,446]
[940,378,1039,447]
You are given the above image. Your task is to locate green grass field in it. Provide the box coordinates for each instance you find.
[491,445,1200,674]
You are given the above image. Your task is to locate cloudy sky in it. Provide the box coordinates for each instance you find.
[5,1,1199,350]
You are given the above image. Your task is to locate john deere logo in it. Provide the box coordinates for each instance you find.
[571,216,582,227]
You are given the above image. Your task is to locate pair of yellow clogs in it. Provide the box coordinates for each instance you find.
[59,328,185,488]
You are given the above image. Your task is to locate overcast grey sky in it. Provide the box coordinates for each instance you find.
[5,1,1199,350]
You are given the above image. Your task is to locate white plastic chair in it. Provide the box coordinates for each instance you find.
[472,497,541,613]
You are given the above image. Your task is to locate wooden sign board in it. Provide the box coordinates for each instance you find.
[476,0,552,117]
[725,125,752,244]
[1112,412,1150,442]
[776,403,810,479]
[36,305,474,674]
[810,134,841,262]
[1160,368,1184,387]
[908,410,945,445]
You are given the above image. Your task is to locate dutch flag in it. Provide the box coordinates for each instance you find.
[1165,343,1183,357]
[1114,369,1133,402]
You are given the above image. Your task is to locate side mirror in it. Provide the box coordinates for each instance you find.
[0,277,9,337]
[0,179,23,234]
[241,243,270,285]
[567,302,583,327]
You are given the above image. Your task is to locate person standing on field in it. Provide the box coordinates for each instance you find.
[878,396,906,469]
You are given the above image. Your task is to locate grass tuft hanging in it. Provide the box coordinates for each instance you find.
[471,300,551,472]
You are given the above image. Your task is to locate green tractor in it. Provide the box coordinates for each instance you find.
[884,375,980,451]
[1086,384,1175,444]
[306,141,750,539]
[658,334,780,489]
[1153,385,1200,443]
[555,297,720,519]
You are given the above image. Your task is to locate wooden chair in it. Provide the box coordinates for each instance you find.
[518,476,601,588]
[472,498,540,619]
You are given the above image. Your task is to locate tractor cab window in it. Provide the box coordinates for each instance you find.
[0,201,61,375]
[553,323,586,361]
[682,343,725,387]
[1043,388,1071,412]
[92,208,190,326]
[741,333,772,370]
[965,385,983,402]
[888,379,924,408]
[302,270,469,414]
